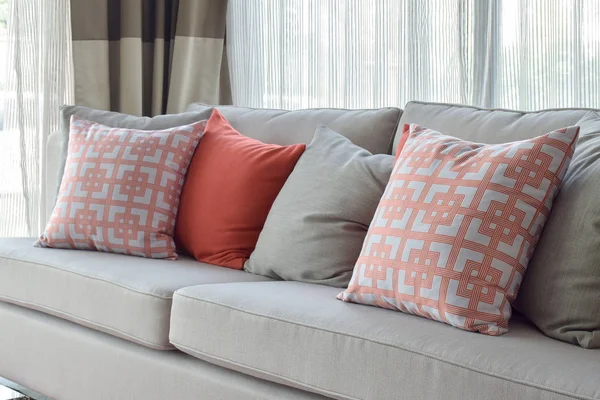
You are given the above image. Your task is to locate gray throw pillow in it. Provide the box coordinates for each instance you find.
[244,125,394,287]
[55,105,213,199]
[514,111,600,348]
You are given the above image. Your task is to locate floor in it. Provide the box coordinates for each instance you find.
[0,384,30,400]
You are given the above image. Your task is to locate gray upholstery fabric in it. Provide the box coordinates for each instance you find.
[514,111,600,349]
[394,101,595,154]
[46,104,400,227]
[0,301,322,400]
[55,105,213,200]
[187,102,402,155]
[170,281,600,400]
[395,101,600,349]
[245,125,393,287]
[0,237,271,350]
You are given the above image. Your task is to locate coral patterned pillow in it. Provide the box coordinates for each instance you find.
[36,116,206,259]
[338,124,579,335]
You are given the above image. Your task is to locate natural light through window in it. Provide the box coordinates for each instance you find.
[0,0,10,236]
[228,0,600,111]
[0,0,5,132]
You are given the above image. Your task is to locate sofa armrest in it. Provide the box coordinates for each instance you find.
[44,129,63,225]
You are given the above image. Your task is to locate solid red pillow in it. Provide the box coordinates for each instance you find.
[175,109,306,269]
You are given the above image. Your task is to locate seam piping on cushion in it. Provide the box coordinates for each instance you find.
[0,294,173,350]
[407,100,599,115]
[174,293,596,400]
[0,255,173,300]
[171,341,355,400]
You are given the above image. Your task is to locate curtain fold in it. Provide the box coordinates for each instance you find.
[70,0,231,117]
[227,0,600,111]
[0,0,73,237]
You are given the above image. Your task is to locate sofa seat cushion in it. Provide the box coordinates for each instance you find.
[170,281,600,400]
[0,238,272,350]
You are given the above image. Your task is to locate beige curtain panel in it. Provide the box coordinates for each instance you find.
[70,0,231,116]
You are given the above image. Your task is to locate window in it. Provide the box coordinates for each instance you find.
[0,0,13,236]
[227,0,600,111]
[0,0,73,237]
[0,0,6,131]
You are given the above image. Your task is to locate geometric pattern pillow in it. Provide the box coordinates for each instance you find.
[338,124,579,335]
[36,116,205,260]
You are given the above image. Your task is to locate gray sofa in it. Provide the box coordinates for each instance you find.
[0,101,599,400]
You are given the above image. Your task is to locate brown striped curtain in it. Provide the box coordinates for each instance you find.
[70,0,231,117]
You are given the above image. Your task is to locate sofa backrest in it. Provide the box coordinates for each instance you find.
[186,103,402,156]
[44,106,214,226]
[393,101,599,155]
[45,104,402,226]
[45,101,599,228]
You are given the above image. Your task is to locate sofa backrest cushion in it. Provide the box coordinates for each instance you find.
[47,105,214,220]
[395,101,600,348]
[186,103,402,155]
[394,101,594,154]
[514,111,600,349]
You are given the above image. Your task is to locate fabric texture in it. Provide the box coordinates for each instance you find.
[37,117,204,259]
[339,124,579,335]
[514,111,600,348]
[170,281,600,400]
[228,1,600,114]
[0,302,321,400]
[187,103,402,155]
[245,125,394,287]
[52,105,214,209]
[394,101,593,155]
[175,109,305,269]
[70,0,230,116]
[0,0,74,237]
[0,237,272,350]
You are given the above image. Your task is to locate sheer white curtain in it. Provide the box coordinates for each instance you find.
[0,0,73,237]
[227,0,600,111]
